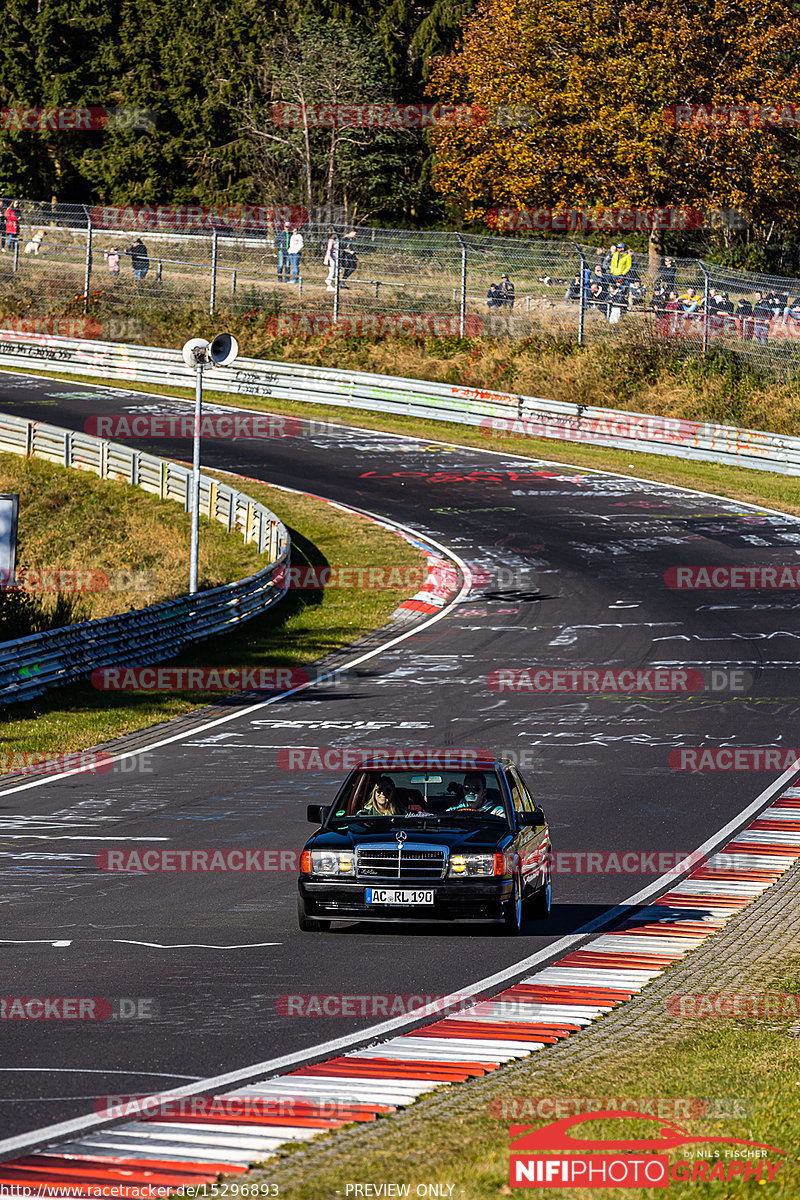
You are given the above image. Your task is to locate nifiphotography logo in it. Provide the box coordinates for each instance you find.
[508,1111,785,1188]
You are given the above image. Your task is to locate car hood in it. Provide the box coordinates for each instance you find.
[307,824,512,854]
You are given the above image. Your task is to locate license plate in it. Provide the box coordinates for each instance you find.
[366,888,434,906]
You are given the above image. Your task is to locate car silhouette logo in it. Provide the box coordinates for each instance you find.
[395,830,407,842]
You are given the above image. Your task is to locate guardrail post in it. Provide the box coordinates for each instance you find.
[63,430,71,468]
[210,229,218,316]
[699,261,710,357]
[83,217,93,313]
[456,233,467,338]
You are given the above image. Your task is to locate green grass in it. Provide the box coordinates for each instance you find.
[0,470,427,765]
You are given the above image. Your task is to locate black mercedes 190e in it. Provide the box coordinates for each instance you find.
[297,755,551,933]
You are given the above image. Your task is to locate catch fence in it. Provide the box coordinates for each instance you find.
[2,200,800,374]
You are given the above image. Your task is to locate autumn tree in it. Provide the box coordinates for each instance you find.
[428,0,800,263]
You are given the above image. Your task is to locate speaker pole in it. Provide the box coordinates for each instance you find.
[189,362,204,594]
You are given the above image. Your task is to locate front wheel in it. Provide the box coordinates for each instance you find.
[297,893,330,932]
[501,872,523,935]
[529,871,552,921]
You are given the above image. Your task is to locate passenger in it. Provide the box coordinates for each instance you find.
[357,776,404,816]
[446,772,505,816]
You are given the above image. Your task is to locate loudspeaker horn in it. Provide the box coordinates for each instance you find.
[208,333,239,368]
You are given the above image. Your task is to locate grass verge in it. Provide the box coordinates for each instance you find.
[0,470,427,766]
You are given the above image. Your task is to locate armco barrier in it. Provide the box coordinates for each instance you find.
[0,409,289,705]
[0,331,796,475]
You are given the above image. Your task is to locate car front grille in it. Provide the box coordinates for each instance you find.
[356,844,447,880]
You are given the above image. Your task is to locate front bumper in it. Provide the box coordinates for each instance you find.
[299,877,513,923]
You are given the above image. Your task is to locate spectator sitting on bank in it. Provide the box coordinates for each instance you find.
[487,282,501,308]
[782,296,800,325]
[769,289,788,318]
[680,286,702,315]
[564,274,582,302]
[652,281,669,312]
[499,273,515,308]
[591,264,608,288]
[717,292,734,315]
[607,280,628,318]
[587,281,608,308]
[752,290,773,343]
[629,280,646,308]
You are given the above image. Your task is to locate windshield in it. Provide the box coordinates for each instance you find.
[326,769,510,824]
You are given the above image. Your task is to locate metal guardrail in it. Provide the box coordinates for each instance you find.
[0,331,796,476]
[0,406,290,704]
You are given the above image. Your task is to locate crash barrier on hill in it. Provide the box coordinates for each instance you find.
[0,331,797,477]
[0,405,289,704]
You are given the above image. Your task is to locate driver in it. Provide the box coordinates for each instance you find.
[356,776,405,816]
[446,772,505,816]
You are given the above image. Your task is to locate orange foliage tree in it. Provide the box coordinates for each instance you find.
[428,0,800,262]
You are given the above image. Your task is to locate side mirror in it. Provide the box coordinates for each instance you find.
[519,807,546,827]
[307,803,329,825]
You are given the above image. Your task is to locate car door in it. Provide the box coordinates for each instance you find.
[508,766,549,895]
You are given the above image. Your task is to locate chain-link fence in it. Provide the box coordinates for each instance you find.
[1,199,800,374]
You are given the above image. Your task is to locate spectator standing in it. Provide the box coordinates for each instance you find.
[0,201,6,251]
[104,247,121,279]
[609,243,632,290]
[499,273,515,308]
[126,237,149,280]
[5,201,20,253]
[340,231,358,285]
[659,257,677,291]
[287,226,304,284]
[275,221,290,282]
[323,228,338,291]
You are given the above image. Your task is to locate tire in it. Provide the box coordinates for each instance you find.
[501,872,523,935]
[529,871,552,921]
[297,893,330,932]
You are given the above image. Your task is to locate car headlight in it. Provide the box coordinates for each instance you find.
[309,850,355,876]
[448,853,506,877]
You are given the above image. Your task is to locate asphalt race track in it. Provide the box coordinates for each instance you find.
[1,370,799,1143]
